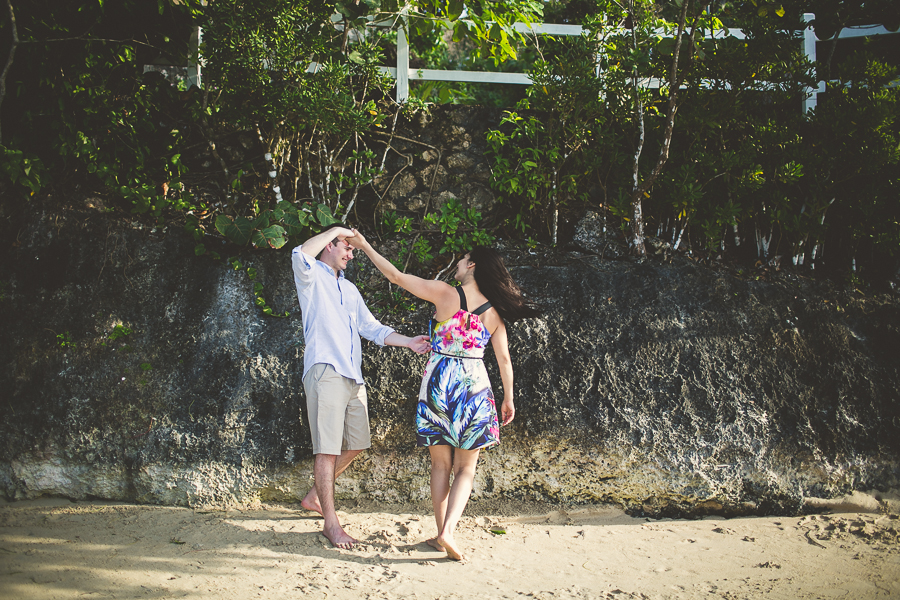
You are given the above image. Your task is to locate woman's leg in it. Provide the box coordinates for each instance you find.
[427,445,452,550]
[436,447,481,561]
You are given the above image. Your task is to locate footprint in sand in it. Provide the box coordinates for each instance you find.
[712,527,736,535]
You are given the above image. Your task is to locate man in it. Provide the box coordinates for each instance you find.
[291,226,429,549]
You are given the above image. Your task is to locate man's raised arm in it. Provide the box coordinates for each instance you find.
[299,226,354,259]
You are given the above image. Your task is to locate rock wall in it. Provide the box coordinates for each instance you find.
[1,109,899,516]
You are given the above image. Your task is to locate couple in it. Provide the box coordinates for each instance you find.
[291,226,538,561]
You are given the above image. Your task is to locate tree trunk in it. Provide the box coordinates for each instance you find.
[630,189,647,255]
[625,0,698,257]
[0,0,19,146]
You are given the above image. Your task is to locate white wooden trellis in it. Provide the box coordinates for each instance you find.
[186,14,899,113]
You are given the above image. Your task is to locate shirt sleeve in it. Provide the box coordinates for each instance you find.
[356,295,395,346]
[292,245,315,287]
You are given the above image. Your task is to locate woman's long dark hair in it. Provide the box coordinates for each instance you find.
[468,246,541,323]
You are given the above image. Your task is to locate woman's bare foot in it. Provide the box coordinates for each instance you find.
[300,491,323,516]
[436,534,464,561]
[323,524,357,550]
[426,537,445,551]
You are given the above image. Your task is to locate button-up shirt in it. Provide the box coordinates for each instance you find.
[292,245,394,384]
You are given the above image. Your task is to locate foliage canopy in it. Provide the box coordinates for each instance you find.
[1,0,899,287]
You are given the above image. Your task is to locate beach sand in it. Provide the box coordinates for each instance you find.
[1,493,898,599]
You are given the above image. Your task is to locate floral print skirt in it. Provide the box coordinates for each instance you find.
[415,353,500,450]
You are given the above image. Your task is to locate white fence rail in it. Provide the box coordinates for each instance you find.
[186,15,899,113]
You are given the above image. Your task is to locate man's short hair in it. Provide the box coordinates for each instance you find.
[317,238,341,259]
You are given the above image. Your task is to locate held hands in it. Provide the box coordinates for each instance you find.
[407,334,431,355]
[348,228,371,251]
[331,226,355,241]
[500,398,515,426]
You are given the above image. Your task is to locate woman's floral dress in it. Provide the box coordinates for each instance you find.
[416,290,500,450]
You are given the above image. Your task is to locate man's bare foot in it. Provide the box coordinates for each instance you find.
[436,534,464,561]
[426,537,445,551]
[300,491,323,517]
[323,524,357,550]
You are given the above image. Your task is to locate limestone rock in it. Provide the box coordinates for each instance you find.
[572,211,626,258]
[388,172,417,199]
[1,203,898,517]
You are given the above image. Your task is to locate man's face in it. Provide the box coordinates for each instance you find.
[324,239,354,272]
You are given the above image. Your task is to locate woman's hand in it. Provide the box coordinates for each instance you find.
[500,397,515,425]
[348,228,371,251]
[332,226,354,240]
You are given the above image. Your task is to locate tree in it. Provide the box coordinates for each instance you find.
[0,0,201,208]
[591,0,713,256]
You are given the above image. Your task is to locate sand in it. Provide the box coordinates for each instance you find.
[1,493,898,600]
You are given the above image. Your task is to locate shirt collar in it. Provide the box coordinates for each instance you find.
[316,259,345,280]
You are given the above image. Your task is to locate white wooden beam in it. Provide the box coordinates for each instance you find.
[411,69,532,85]
[186,26,202,88]
[819,24,900,41]
[802,13,818,114]
[396,15,410,102]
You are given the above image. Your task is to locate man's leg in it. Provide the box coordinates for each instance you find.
[313,453,357,549]
[301,365,370,549]
[301,448,362,515]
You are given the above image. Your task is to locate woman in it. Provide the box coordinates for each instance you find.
[348,229,539,560]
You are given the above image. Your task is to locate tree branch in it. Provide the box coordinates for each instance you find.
[0,0,19,146]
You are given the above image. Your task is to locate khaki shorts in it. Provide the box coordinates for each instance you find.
[303,363,370,455]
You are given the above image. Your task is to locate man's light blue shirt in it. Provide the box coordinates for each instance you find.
[292,245,394,385]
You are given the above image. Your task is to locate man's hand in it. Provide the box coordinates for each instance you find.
[408,334,430,354]
[299,226,355,261]
[332,227,354,242]
[500,398,515,426]
[384,332,431,354]
[348,228,371,251]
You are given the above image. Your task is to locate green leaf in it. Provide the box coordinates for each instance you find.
[194,243,206,256]
[215,215,253,246]
[253,225,287,248]
[315,204,339,226]
[489,527,507,535]
[447,0,463,20]
[251,210,272,229]
[283,210,309,236]
[263,225,287,248]
[452,20,469,43]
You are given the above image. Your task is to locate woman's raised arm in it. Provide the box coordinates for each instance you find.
[348,229,454,306]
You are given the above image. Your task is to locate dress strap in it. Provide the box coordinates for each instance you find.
[456,285,468,312]
[471,301,492,316]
